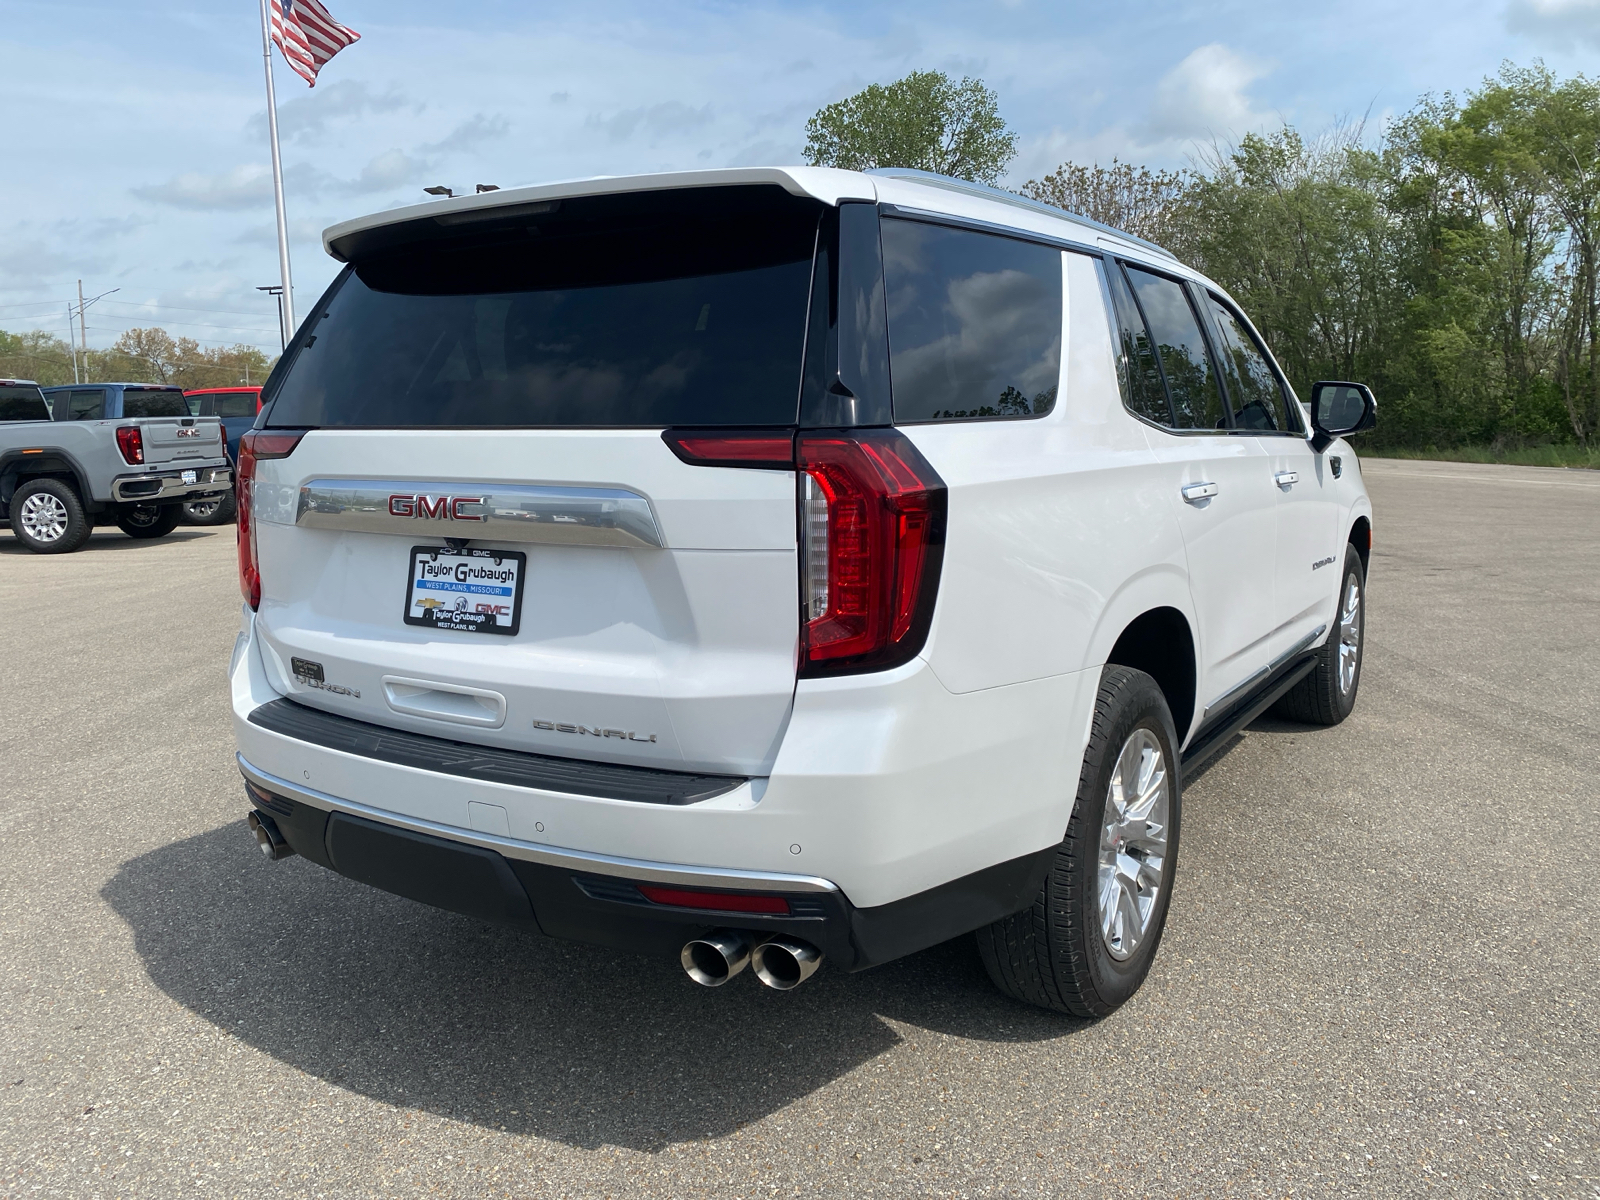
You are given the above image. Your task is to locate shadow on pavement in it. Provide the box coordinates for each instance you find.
[0,529,217,554]
[103,823,1084,1150]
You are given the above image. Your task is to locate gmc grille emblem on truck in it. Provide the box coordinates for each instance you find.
[387,494,486,521]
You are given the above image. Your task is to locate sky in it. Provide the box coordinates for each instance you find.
[2,0,1597,357]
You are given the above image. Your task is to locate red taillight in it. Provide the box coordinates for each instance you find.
[115,426,143,465]
[636,885,791,915]
[237,429,305,610]
[661,430,795,469]
[798,430,945,676]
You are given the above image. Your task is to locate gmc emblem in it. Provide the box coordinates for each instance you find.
[388,494,486,521]
[175,427,201,438]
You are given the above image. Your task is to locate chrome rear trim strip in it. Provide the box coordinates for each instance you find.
[260,478,663,548]
[236,754,840,894]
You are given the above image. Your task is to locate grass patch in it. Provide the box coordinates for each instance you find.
[1365,443,1600,470]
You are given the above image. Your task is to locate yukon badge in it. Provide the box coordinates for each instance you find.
[388,493,486,521]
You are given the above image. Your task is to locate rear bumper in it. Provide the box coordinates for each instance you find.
[112,463,232,503]
[240,754,1052,970]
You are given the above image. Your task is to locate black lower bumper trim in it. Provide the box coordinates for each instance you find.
[244,779,1055,971]
[247,697,746,806]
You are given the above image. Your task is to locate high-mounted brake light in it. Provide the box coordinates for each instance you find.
[798,430,946,676]
[114,426,143,465]
[237,429,306,610]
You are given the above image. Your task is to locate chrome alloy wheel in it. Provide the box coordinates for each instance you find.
[1097,728,1170,961]
[1337,576,1362,696]
[19,492,69,543]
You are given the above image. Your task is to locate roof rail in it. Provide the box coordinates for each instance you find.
[865,168,1177,260]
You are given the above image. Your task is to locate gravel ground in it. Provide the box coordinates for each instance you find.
[1,456,1596,1198]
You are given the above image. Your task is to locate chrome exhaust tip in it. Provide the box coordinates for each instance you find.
[247,810,296,861]
[751,937,822,990]
[681,931,753,987]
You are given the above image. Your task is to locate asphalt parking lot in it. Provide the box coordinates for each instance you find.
[2,456,1597,1198]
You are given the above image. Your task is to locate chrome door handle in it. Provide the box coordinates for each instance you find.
[1274,470,1299,488]
[1181,482,1218,503]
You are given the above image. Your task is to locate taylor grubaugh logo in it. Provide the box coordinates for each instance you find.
[388,494,485,521]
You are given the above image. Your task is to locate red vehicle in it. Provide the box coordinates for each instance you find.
[182,387,262,524]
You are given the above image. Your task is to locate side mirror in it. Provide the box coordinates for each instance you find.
[1309,381,1376,453]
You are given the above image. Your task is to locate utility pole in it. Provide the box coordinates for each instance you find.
[66,305,80,384]
[77,280,89,380]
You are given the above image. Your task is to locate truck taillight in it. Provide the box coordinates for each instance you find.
[237,430,305,610]
[797,430,945,676]
[115,426,143,465]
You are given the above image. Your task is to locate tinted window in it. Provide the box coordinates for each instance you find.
[213,393,257,417]
[1206,295,1295,433]
[265,199,819,428]
[0,385,50,422]
[57,389,106,421]
[1124,267,1225,430]
[1104,262,1171,425]
[122,390,189,418]
[186,393,205,416]
[881,220,1060,422]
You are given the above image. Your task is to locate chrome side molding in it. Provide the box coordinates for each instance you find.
[279,478,663,548]
[1201,624,1328,722]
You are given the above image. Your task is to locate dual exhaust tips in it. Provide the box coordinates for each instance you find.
[682,930,822,991]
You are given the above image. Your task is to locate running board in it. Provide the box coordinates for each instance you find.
[1181,654,1317,771]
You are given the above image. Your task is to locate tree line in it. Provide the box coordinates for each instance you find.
[0,326,275,392]
[808,64,1600,451]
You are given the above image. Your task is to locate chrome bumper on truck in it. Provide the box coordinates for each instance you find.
[235,698,1054,972]
[112,463,232,503]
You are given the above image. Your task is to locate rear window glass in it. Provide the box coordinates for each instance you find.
[0,385,50,422]
[882,219,1061,422]
[122,391,189,418]
[265,194,820,428]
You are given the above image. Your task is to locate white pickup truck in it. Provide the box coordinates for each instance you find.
[0,379,233,553]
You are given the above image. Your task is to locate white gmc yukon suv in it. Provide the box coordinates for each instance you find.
[231,167,1376,1015]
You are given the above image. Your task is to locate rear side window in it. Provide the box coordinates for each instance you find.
[1104,263,1171,426]
[265,193,820,428]
[0,385,50,422]
[1205,295,1298,433]
[882,219,1061,422]
[1123,266,1225,430]
[56,389,106,421]
[201,392,257,417]
[122,390,189,418]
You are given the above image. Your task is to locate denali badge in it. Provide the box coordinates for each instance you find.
[534,719,657,743]
[388,494,486,521]
[1312,556,1336,570]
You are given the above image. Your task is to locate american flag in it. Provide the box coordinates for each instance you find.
[270,0,360,87]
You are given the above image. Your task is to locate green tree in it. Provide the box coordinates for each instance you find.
[1021,159,1194,246]
[803,71,1017,185]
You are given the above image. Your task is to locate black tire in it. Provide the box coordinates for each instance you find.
[115,504,182,540]
[181,491,237,525]
[1270,543,1365,726]
[976,665,1182,1017]
[9,477,92,554]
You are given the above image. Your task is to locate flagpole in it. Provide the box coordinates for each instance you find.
[259,0,297,343]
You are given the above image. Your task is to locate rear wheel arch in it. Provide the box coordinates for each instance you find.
[0,451,92,512]
[1104,607,1196,742]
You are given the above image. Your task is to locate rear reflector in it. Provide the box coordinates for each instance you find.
[662,430,795,470]
[237,429,307,610]
[114,426,143,465]
[798,429,946,676]
[637,885,791,915]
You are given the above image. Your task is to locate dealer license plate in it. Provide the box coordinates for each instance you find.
[181,469,197,485]
[404,546,525,636]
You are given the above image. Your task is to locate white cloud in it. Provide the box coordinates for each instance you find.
[133,164,275,211]
[1142,44,1274,144]
[585,101,715,145]
[1505,0,1600,47]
